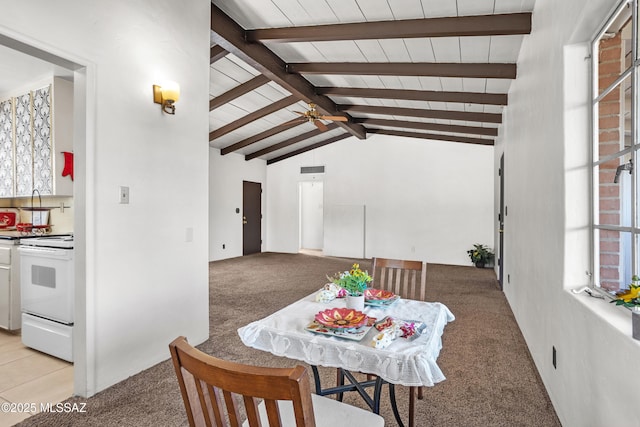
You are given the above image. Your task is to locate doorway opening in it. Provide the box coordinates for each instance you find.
[299,181,324,256]
[0,31,89,405]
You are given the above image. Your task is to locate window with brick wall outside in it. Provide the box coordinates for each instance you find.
[593,0,638,293]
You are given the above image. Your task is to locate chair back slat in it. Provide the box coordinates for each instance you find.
[393,269,402,295]
[380,268,388,292]
[169,336,317,427]
[371,257,427,301]
[224,389,242,426]
[192,379,212,426]
[242,394,261,427]
[209,386,226,427]
[264,399,283,427]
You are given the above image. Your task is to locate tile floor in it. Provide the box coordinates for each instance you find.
[0,329,73,427]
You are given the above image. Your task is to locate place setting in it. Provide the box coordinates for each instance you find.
[305,307,376,341]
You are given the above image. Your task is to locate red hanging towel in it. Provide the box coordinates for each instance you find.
[62,151,74,181]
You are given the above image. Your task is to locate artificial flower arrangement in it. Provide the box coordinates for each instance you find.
[327,263,372,296]
[610,275,640,309]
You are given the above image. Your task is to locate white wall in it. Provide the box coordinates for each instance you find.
[299,181,324,250]
[0,0,211,396]
[209,148,266,260]
[497,0,640,425]
[267,133,494,265]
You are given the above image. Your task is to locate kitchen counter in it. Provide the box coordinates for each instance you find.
[0,231,27,240]
[0,231,72,240]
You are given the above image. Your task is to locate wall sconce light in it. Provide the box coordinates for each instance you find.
[153,81,180,114]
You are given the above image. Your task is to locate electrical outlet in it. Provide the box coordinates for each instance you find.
[507,274,510,284]
[223,243,226,249]
[552,346,557,369]
[119,186,129,204]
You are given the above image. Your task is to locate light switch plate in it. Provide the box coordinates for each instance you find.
[119,186,130,204]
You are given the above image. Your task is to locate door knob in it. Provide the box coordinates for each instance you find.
[243,216,247,225]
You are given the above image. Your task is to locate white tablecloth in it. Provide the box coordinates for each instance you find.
[238,292,455,387]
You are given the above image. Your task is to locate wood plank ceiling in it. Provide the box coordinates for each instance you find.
[209,0,535,164]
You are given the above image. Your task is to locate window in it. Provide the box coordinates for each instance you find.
[593,1,637,292]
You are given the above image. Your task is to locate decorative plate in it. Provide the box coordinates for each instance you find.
[365,288,396,301]
[364,289,400,306]
[314,307,368,330]
[306,317,377,341]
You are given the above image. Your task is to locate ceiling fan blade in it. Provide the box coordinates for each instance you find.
[314,120,328,132]
[280,118,305,126]
[319,115,348,122]
[293,111,307,116]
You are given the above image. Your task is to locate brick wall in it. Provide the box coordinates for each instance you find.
[598,32,623,291]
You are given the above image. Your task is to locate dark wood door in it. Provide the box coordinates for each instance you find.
[243,181,262,255]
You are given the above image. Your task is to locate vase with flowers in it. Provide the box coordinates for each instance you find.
[611,275,640,340]
[327,263,372,311]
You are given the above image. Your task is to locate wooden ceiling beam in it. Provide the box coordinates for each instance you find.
[289,62,516,79]
[368,128,494,146]
[245,123,339,160]
[247,13,531,43]
[209,95,298,141]
[317,86,508,106]
[210,45,228,64]
[341,104,502,124]
[267,133,352,165]
[355,118,497,136]
[220,120,306,155]
[210,75,269,111]
[211,4,366,139]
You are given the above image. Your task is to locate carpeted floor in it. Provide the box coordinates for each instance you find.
[17,253,561,426]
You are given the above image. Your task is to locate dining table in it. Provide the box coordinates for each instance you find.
[238,289,454,427]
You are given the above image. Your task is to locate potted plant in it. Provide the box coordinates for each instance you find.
[467,244,494,268]
[611,275,640,340]
[327,263,372,310]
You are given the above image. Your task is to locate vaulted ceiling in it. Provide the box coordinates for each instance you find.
[209,0,535,164]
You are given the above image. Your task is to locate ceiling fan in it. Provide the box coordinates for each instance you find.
[283,103,347,131]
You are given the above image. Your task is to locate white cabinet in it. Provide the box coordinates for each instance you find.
[0,241,20,331]
[0,77,73,197]
[0,98,14,196]
[14,91,32,196]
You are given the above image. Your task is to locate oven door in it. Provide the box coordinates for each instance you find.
[18,245,74,324]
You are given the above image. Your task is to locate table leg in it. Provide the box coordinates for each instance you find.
[311,365,323,395]
[340,369,377,410]
[336,368,345,401]
[409,386,416,427]
[388,384,405,427]
[372,376,384,414]
[312,366,409,427]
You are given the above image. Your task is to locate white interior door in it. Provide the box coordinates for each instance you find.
[300,181,324,250]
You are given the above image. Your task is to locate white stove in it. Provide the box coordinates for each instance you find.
[20,234,73,249]
[19,233,74,361]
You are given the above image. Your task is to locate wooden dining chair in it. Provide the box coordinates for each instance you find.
[370,257,427,302]
[370,257,428,426]
[169,336,385,427]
